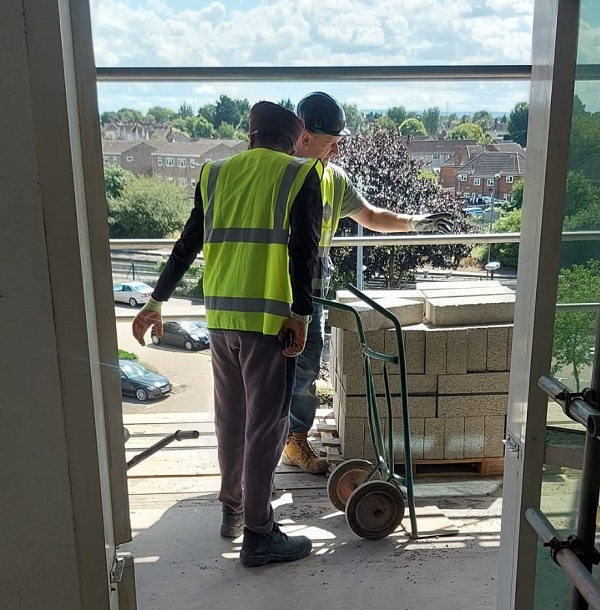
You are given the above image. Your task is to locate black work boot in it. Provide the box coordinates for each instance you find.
[239,523,312,567]
[220,506,244,538]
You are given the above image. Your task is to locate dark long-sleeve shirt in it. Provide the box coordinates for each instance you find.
[152,165,323,317]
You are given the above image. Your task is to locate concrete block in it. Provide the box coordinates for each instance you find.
[487,326,510,371]
[388,417,425,461]
[405,327,426,374]
[424,417,445,459]
[443,417,465,459]
[340,329,385,377]
[425,329,447,375]
[340,417,365,459]
[438,372,511,395]
[425,294,515,326]
[467,327,488,372]
[507,326,513,370]
[407,375,438,395]
[327,297,423,331]
[344,394,435,419]
[343,372,436,396]
[446,328,468,374]
[335,289,425,304]
[438,394,508,417]
[484,416,506,457]
[464,416,485,458]
[416,280,504,292]
[421,285,513,300]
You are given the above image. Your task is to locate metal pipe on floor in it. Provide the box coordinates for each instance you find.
[525,508,600,610]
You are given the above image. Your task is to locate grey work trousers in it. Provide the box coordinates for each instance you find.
[209,329,295,534]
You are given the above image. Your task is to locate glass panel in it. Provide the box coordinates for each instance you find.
[536,1,600,607]
[90,1,534,68]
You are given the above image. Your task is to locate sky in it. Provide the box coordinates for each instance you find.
[88,0,595,116]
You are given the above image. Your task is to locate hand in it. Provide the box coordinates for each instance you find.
[132,310,163,347]
[408,212,453,233]
[278,317,309,357]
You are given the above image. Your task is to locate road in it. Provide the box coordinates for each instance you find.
[116,317,214,415]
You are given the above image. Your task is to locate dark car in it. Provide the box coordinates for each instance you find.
[119,359,172,402]
[151,320,210,351]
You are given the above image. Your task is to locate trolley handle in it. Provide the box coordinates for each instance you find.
[174,430,200,441]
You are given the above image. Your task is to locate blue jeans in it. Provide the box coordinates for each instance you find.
[289,304,325,434]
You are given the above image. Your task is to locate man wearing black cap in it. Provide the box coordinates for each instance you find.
[282,91,453,475]
[132,101,323,567]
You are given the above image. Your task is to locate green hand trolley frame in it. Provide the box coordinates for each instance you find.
[315,284,419,539]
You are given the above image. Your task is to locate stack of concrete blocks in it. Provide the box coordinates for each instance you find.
[328,281,514,471]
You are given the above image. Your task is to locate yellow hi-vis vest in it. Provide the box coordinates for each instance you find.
[312,164,346,296]
[200,148,323,335]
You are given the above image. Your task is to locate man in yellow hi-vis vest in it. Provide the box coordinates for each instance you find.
[282,92,453,475]
[132,102,323,567]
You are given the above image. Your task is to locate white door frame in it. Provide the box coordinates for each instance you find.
[496,1,581,608]
[2,0,130,607]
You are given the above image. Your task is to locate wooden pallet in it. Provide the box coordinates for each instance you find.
[395,457,504,477]
[311,413,344,465]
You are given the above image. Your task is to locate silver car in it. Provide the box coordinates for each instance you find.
[113,281,153,307]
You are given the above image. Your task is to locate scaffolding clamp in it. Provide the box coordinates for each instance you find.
[544,535,600,567]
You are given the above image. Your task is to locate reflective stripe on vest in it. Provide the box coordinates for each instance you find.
[200,149,323,335]
[313,166,345,294]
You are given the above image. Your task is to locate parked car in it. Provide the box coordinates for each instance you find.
[151,320,210,351]
[113,281,153,307]
[119,359,172,402]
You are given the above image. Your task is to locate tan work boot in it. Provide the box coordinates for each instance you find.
[282,432,329,474]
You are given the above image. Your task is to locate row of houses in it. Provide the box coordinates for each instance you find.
[102,139,247,197]
[102,136,526,202]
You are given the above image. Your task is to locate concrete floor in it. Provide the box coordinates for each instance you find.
[124,413,503,610]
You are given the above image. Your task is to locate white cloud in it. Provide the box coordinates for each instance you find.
[91,0,534,112]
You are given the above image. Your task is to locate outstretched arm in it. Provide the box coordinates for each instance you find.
[350,202,452,233]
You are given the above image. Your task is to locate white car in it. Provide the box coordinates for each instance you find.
[113,281,153,307]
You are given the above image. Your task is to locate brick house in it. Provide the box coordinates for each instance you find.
[101,140,159,176]
[451,151,526,202]
[151,140,246,198]
[407,138,477,172]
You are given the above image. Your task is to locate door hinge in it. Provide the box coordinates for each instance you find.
[503,433,521,459]
[110,557,126,585]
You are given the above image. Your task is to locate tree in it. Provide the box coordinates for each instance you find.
[472,110,493,131]
[197,103,216,125]
[331,128,470,288]
[178,102,194,118]
[108,177,190,238]
[564,170,600,216]
[489,209,521,267]
[117,108,144,122]
[216,121,236,138]
[569,113,600,168]
[147,106,176,123]
[376,115,399,132]
[101,111,119,124]
[399,117,426,137]
[214,95,250,129]
[342,103,364,134]
[421,107,441,137]
[103,164,134,201]
[552,260,600,390]
[507,178,524,211]
[448,122,485,143]
[386,106,407,126]
[507,102,529,147]
[278,98,294,111]
[561,204,600,268]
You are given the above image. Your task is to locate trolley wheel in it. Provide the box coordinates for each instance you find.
[327,459,380,512]
[345,480,405,540]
